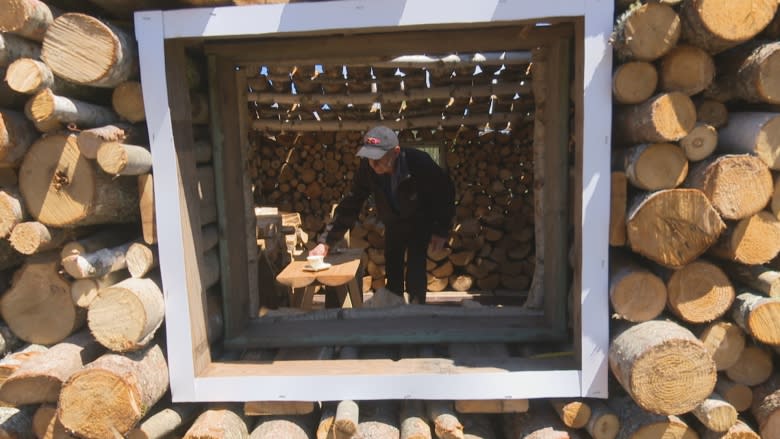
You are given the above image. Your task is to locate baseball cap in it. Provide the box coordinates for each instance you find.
[356,126,398,160]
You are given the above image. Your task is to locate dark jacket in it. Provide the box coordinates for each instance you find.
[322,148,455,246]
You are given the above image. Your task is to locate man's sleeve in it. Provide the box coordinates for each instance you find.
[425,159,456,238]
[320,160,371,246]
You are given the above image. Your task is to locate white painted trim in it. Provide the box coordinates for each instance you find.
[162,0,586,39]
[135,10,197,401]
[579,0,612,399]
[137,0,612,402]
[194,370,582,401]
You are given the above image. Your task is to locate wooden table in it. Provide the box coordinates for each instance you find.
[275,248,364,309]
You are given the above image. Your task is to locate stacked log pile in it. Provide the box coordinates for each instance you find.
[0,0,778,438]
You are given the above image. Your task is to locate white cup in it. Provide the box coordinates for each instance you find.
[307,255,325,269]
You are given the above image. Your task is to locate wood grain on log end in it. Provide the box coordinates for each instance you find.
[666,260,735,324]
[699,321,746,371]
[612,61,658,104]
[681,0,777,54]
[5,58,52,94]
[624,142,688,191]
[688,155,772,220]
[613,3,681,61]
[0,0,54,42]
[659,44,715,95]
[112,81,145,123]
[609,259,667,322]
[680,123,717,161]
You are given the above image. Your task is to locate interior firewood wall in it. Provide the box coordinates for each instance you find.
[247,123,536,294]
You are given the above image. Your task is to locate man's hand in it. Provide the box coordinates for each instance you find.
[310,243,330,257]
[429,235,447,252]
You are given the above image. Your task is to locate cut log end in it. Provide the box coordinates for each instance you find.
[612,61,658,104]
[610,268,666,322]
[680,123,717,161]
[112,81,145,123]
[26,88,55,122]
[614,3,681,61]
[650,92,697,141]
[667,261,735,324]
[5,58,50,94]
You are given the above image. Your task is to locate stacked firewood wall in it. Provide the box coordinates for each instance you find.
[248,123,537,296]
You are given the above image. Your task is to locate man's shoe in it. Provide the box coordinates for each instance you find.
[363,287,406,308]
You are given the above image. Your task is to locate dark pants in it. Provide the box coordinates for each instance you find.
[384,218,432,304]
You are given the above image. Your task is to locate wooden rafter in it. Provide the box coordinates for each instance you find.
[250,112,530,132]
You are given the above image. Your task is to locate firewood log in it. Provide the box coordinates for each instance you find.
[626,189,725,268]
[126,242,157,278]
[609,171,628,248]
[549,399,591,429]
[658,44,715,95]
[0,344,47,388]
[750,374,780,438]
[0,252,83,344]
[354,401,400,439]
[723,262,780,298]
[0,68,26,110]
[0,406,35,438]
[583,400,619,439]
[686,154,772,220]
[41,13,138,87]
[612,61,658,105]
[707,41,780,104]
[613,92,696,144]
[427,275,449,293]
[400,400,431,439]
[186,407,250,438]
[96,142,152,176]
[730,291,780,346]
[112,80,145,123]
[87,277,164,352]
[138,173,156,244]
[32,404,75,439]
[679,0,777,54]
[717,112,780,169]
[449,274,473,292]
[0,330,102,406]
[334,400,359,439]
[612,2,681,61]
[19,134,139,227]
[679,123,717,161]
[665,260,735,324]
[608,397,697,439]
[0,0,56,41]
[698,321,746,371]
[0,33,40,67]
[609,320,716,415]
[58,343,169,439]
[250,414,317,439]
[9,221,78,255]
[70,270,126,308]
[0,188,26,238]
[715,376,752,412]
[724,344,773,386]
[5,58,108,102]
[502,409,578,439]
[700,420,759,439]
[26,88,118,128]
[60,226,136,259]
[426,400,463,439]
[0,237,23,270]
[608,252,667,322]
[128,403,203,439]
[708,211,780,264]
[622,142,688,190]
[316,404,336,439]
[696,98,729,128]
[77,122,146,159]
[61,241,132,279]
[0,109,35,167]
[691,393,738,432]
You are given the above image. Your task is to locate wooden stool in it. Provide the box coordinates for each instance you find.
[275,248,364,309]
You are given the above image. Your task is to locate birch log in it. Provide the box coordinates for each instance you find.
[0,109,35,167]
[77,122,146,159]
[26,88,118,128]
[61,241,132,279]
[96,142,152,176]
[8,221,77,255]
[691,393,738,432]
[138,173,156,244]
[71,270,126,308]
[0,0,56,41]
[717,112,780,170]
[731,291,780,346]
[0,188,26,239]
[126,242,157,278]
[128,403,203,439]
[0,33,40,67]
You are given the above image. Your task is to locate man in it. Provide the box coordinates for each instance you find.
[310,126,455,306]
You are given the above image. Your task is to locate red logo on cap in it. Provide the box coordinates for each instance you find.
[365,137,381,145]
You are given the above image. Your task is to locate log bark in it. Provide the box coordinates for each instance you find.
[696,98,728,128]
[61,241,132,279]
[716,112,780,170]
[626,189,725,268]
[426,400,463,439]
[126,242,157,278]
[707,41,780,104]
[685,154,772,220]
[77,122,146,159]
[33,404,75,439]
[609,320,717,415]
[612,61,658,104]
[5,58,108,102]
[612,2,681,61]
[8,221,76,255]
[700,420,760,439]
[0,109,35,167]
[613,92,696,144]
[112,80,145,122]
[680,0,777,54]
[725,345,773,386]
[608,253,667,322]
[87,277,164,352]
[679,123,717,161]
[26,88,118,128]
[723,262,780,298]
[691,393,738,433]
[185,407,249,438]
[0,406,35,439]
[19,134,139,227]
[0,33,40,67]
[622,142,688,190]
[709,211,780,264]
[60,226,136,258]
[698,321,746,371]
[0,330,103,406]
[502,410,575,439]
[70,270,126,308]
[96,142,152,176]
[0,252,83,344]
[334,400,359,439]
[609,397,697,439]
[550,399,591,429]
[658,44,715,95]
[0,0,56,41]
[138,173,156,244]
[0,344,47,388]
[0,188,26,239]
[730,291,780,346]
[715,377,752,412]
[751,375,780,439]
[58,343,169,439]
[42,12,138,87]
[665,260,735,324]
[584,401,619,439]
[609,172,627,246]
